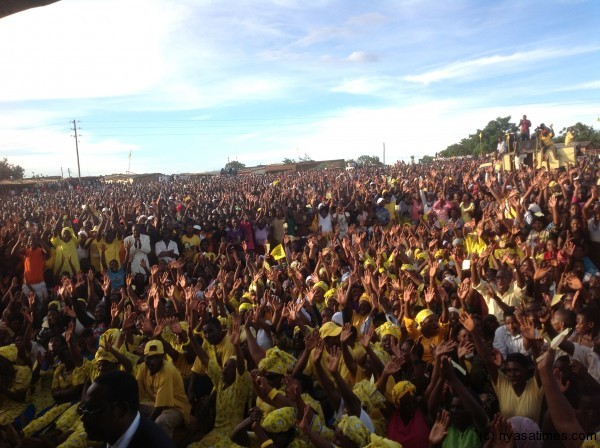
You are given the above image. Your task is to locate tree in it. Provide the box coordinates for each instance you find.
[554,122,600,146]
[356,155,383,167]
[298,153,313,162]
[282,158,296,164]
[419,155,435,164]
[439,116,518,157]
[0,158,24,180]
[224,161,245,171]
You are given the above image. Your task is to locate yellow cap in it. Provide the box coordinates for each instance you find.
[415,309,434,329]
[319,321,342,338]
[144,340,165,356]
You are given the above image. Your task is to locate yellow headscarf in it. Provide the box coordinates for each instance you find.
[376,322,401,341]
[313,281,329,292]
[324,288,337,300]
[239,302,253,312]
[337,415,370,446]
[352,380,386,414]
[95,347,118,364]
[366,434,403,448]
[258,347,297,375]
[414,309,434,329]
[261,407,296,433]
[359,293,372,305]
[0,344,18,363]
[391,381,416,406]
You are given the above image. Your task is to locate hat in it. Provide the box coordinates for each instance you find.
[366,434,403,448]
[147,215,155,221]
[238,302,253,312]
[341,272,351,283]
[258,347,297,375]
[358,293,372,305]
[452,238,464,246]
[78,230,88,237]
[193,225,202,231]
[377,198,385,205]
[137,215,147,223]
[528,203,544,217]
[144,340,165,356]
[448,307,460,314]
[550,293,564,308]
[338,415,370,446]
[415,309,434,329]
[319,321,342,338]
[331,311,344,326]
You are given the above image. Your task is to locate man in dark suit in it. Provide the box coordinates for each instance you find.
[80,370,176,448]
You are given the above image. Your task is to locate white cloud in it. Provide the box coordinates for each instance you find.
[346,51,379,63]
[404,46,600,85]
[347,12,389,27]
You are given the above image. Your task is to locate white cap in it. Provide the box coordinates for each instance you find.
[332,312,344,326]
[377,198,385,205]
[193,225,202,231]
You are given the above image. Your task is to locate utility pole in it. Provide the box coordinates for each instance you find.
[60,167,63,178]
[382,142,386,165]
[71,120,81,181]
[67,168,71,177]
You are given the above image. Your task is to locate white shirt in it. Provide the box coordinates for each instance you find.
[588,218,600,243]
[572,343,600,384]
[493,325,529,360]
[154,239,179,263]
[108,411,140,448]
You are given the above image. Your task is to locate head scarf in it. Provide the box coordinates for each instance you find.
[0,344,18,363]
[358,293,372,305]
[95,347,118,364]
[352,380,386,414]
[313,281,329,292]
[324,288,337,300]
[238,302,253,312]
[508,416,543,448]
[415,309,434,329]
[261,407,296,433]
[337,415,370,446]
[258,347,297,375]
[376,322,401,341]
[366,434,403,448]
[391,381,416,407]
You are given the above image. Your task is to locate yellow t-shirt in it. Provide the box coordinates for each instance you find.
[191,333,235,375]
[51,231,80,275]
[403,317,449,364]
[181,234,200,262]
[137,360,192,424]
[492,371,543,423]
[100,237,123,268]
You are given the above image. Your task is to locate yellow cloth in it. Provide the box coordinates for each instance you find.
[324,288,337,299]
[313,281,329,292]
[239,302,254,312]
[414,309,434,329]
[262,406,296,433]
[492,371,543,422]
[52,361,89,391]
[366,434,403,448]
[352,380,386,414]
[391,381,416,407]
[0,343,18,362]
[0,365,32,425]
[258,347,297,375]
[95,347,118,364]
[51,230,80,275]
[191,333,235,375]
[181,234,201,262]
[337,415,370,446]
[403,317,449,364]
[136,359,192,425]
[376,322,401,341]
[100,237,123,267]
[270,244,286,261]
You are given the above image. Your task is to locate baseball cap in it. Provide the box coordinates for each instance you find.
[144,340,165,356]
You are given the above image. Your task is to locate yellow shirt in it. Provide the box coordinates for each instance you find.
[191,333,235,375]
[100,237,123,268]
[52,361,89,391]
[0,365,32,425]
[403,317,449,364]
[492,371,543,423]
[137,360,192,424]
[51,231,80,275]
[473,280,524,322]
[181,234,201,262]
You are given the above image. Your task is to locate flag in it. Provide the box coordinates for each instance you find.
[272,179,280,186]
[128,149,132,160]
[270,244,286,260]
[479,132,482,140]
[263,259,271,271]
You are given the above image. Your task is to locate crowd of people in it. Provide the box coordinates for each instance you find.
[0,152,599,448]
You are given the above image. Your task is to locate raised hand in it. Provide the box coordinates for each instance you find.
[360,324,375,348]
[340,323,353,345]
[310,337,324,364]
[429,410,450,446]
[459,311,478,333]
[326,345,341,373]
[383,355,405,376]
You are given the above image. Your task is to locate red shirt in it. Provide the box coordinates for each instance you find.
[387,408,430,448]
[24,247,46,284]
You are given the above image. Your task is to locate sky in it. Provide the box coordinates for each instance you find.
[0,0,599,177]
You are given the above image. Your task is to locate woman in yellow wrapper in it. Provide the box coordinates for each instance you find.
[187,318,252,448]
[0,344,32,428]
[22,345,89,437]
